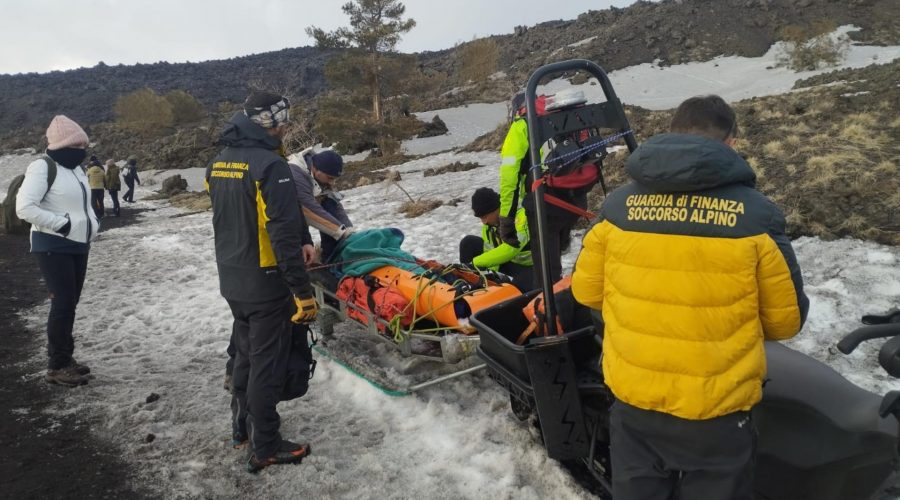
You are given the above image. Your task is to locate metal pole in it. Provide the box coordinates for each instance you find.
[523,59,638,338]
[525,70,559,337]
[405,363,487,392]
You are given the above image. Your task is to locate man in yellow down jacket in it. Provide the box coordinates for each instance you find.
[572,95,808,500]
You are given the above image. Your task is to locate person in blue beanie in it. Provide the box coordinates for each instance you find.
[289,148,354,260]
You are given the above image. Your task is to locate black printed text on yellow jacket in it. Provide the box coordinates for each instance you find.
[572,133,809,420]
[206,112,311,303]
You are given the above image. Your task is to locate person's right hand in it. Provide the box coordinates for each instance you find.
[302,244,317,266]
[498,216,519,247]
[291,292,318,324]
[57,215,71,236]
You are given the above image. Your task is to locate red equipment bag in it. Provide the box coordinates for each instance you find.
[336,276,413,333]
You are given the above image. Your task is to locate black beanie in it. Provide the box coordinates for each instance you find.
[471,187,500,217]
[312,150,343,177]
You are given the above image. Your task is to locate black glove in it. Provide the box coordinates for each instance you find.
[498,216,519,247]
[57,220,71,236]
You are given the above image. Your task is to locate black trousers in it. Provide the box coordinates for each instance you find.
[525,206,579,291]
[90,188,104,219]
[108,189,120,215]
[610,399,755,500]
[458,235,534,292]
[225,324,236,377]
[227,295,294,459]
[34,252,89,370]
[123,181,135,202]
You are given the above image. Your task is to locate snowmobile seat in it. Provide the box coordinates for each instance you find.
[763,342,898,437]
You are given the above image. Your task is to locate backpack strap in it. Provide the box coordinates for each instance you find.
[40,155,58,200]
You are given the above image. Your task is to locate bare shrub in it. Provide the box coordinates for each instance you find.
[398,199,443,218]
[458,38,499,83]
[114,88,174,132]
[381,172,442,217]
[778,20,849,71]
[423,161,480,177]
[164,90,205,124]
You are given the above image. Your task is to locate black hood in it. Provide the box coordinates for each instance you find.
[625,133,756,193]
[218,112,282,150]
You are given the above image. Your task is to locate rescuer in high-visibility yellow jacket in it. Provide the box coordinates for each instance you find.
[459,187,533,291]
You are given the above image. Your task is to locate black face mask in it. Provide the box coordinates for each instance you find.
[46,148,87,168]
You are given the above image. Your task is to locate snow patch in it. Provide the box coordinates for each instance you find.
[568,36,597,48]
[403,103,507,155]
[540,25,899,109]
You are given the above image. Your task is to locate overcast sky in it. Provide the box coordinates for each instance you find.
[0,0,638,75]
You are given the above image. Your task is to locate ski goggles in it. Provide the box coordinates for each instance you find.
[246,97,291,129]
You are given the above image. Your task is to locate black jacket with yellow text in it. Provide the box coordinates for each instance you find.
[206,112,311,303]
[572,133,809,420]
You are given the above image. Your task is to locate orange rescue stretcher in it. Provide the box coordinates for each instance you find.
[311,261,521,365]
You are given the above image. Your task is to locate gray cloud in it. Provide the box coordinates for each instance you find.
[0,0,635,75]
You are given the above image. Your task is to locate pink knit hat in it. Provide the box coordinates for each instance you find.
[46,115,89,150]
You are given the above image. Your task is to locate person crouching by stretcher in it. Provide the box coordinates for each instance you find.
[289,149,354,261]
[459,187,534,292]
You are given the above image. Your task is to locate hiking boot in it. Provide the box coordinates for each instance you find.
[46,366,88,387]
[231,432,249,450]
[68,359,91,376]
[246,440,311,473]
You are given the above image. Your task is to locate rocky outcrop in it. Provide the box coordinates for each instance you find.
[0,47,338,135]
[160,175,189,196]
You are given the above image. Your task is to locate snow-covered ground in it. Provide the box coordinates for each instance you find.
[12,146,900,498]
[5,24,900,498]
[403,103,507,155]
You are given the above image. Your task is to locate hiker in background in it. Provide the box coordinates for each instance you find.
[459,187,533,292]
[122,156,140,202]
[289,149,353,261]
[86,156,106,219]
[105,159,121,216]
[572,95,809,500]
[206,90,316,472]
[15,115,100,387]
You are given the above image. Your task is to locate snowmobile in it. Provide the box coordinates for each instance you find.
[471,59,900,499]
[474,293,900,499]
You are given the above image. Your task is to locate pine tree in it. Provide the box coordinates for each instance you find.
[306,0,416,123]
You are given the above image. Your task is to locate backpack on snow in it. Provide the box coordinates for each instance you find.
[2,156,58,235]
[336,275,413,335]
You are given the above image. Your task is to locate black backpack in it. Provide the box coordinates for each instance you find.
[2,156,58,235]
[280,324,316,401]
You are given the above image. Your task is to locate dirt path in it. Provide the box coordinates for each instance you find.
[0,208,147,499]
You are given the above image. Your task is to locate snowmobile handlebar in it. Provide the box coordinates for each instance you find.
[837,323,900,355]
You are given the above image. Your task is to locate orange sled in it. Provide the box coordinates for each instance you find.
[366,265,522,330]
